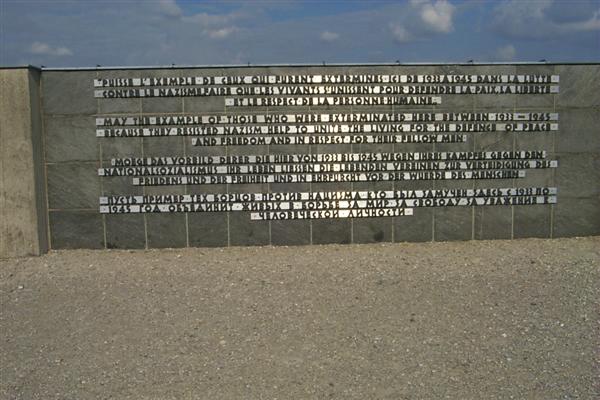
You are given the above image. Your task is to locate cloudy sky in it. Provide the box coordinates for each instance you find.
[1,0,598,68]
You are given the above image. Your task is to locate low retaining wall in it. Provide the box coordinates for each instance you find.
[1,63,598,255]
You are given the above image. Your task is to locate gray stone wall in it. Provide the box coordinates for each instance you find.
[33,64,600,249]
[1,67,48,258]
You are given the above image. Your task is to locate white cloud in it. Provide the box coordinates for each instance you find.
[492,0,600,38]
[388,0,455,43]
[320,31,339,42]
[28,42,72,56]
[205,27,238,39]
[419,0,455,34]
[181,10,249,40]
[183,11,245,27]
[158,0,182,18]
[561,9,600,32]
[389,23,412,43]
[494,44,516,61]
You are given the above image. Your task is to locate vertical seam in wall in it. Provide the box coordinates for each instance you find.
[471,202,476,240]
[308,106,313,245]
[431,101,436,242]
[350,104,354,244]
[550,86,556,238]
[267,105,272,246]
[472,93,476,240]
[100,142,107,248]
[511,87,516,239]
[471,105,476,240]
[471,93,477,241]
[39,71,52,251]
[97,70,107,249]
[27,71,42,254]
[391,104,395,243]
[225,100,230,247]
[431,142,436,242]
[25,70,44,255]
[474,174,477,240]
[140,97,148,249]
[182,94,189,247]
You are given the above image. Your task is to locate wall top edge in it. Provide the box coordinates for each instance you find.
[1,61,599,72]
[0,65,42,71]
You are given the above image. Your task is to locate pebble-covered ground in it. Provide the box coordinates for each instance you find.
[1,237,599,399]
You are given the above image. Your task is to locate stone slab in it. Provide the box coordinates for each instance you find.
[47,163,100,209]
[553,198,600,237]
[513,204,551,239]
[44,115,98,162]
[0,68,48,257]
[42,71,96,115]
[395,208,433,242]
[270,220,311,246]
[188,212,229,248]
[474,206,512,240]
[229,212,270,246]
[434,207,473,241]
[312,219,351,245]
[146,213,187,248]
[49,211,104,249]
[105,213,146,249]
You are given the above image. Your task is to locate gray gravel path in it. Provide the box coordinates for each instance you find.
[1,237,599,399]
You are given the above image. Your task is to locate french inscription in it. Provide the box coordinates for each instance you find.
[93,74,560,87]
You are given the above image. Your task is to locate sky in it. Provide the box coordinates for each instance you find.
[1,0,599,68]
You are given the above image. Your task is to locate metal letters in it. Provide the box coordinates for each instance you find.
[95,72,559,220]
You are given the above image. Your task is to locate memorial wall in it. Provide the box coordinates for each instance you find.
[7,63,599,252]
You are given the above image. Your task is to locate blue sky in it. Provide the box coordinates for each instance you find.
[1,0,598,67]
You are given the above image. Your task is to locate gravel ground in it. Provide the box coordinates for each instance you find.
[1,237,599,399]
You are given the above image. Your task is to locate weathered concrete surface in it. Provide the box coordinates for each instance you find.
[40,64,599,249]
[2,64,598,253]
[0,67,48,258]
[1,237,599,399]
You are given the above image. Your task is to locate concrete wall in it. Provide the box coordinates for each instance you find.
[0,67,48,258]
[38,64,599,249]
[1,63,598,254]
